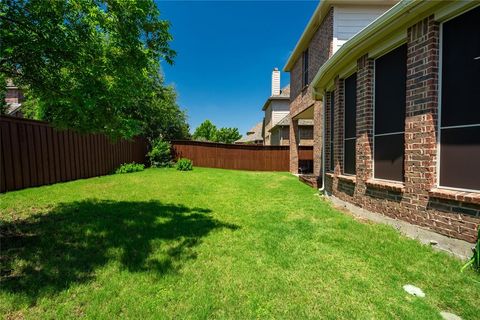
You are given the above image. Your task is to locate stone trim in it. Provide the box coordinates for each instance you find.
[366,179,405,193]
[429,188,480,206]
[337,174,356,184]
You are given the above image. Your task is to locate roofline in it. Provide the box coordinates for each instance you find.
[311,0,480,97]
[283,0,398,72]
[269,120,314,133]
[261,96,290,111]
[283,1,325,72]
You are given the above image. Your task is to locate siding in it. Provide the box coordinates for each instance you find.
[271,101,290,126]
[333,6,391,53]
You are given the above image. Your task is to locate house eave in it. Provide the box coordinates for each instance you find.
[311,0,480,99]
[283,0,398,72]
[261,96,290,111]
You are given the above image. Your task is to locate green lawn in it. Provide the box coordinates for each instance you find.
[1,168,479,319]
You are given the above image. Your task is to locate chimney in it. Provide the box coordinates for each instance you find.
[271,68,280,96]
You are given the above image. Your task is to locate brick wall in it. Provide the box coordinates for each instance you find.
[325,15,479,243]
[289,8,333,174]
[289,119,299,174]
[5,87,24,104]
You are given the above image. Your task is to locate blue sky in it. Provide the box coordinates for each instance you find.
[156,1,317,135]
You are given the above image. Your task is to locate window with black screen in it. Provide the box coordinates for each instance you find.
[302,49,309,87]
[344,73,357,175]
[374,44,406,182]
[440,6,480,190]
[329,91,335,172]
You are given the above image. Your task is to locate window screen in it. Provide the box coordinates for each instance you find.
[440,6,480,190]
[374,45,406,181]
[344,73,357,175]
[281,127,289,140]
[300,126,313,140]
[329,91,335,172]
[302,49,309,87]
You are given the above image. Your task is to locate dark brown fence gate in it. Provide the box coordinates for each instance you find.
[0,116,147,193]
[171,140,313,172]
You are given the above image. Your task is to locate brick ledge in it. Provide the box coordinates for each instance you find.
[429,188,480,205]
[337,174,356,184]
[366,179,405,192]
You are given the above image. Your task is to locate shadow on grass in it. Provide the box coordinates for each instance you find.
[0,200,238,301]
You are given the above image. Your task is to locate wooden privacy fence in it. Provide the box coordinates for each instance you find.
[0,115,148,193]
[171,140,313,171]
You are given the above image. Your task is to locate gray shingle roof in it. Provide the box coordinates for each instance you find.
[269,115,313,132]
[262,84,290,110]
[235,122,264,144]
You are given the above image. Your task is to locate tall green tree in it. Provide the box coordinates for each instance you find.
[192,120,217,142]
[214,127,242,144]
[140,85,190,142]
[192,120,242,144]
[0,0,179,139]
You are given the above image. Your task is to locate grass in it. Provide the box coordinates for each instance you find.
[1,167,479,319]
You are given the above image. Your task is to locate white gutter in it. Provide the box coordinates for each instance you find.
[311,0,432,96]
[284,0,399,72]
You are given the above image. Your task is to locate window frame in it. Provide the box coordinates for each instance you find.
[302,49,309,88]
[329,91,335,172]
[343,73,357,176]
[437,11,480,192]
[299,126,314,140]
[372,44,407,183]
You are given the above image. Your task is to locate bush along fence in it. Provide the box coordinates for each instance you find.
[0,115,148,193]
[171,140,313,172]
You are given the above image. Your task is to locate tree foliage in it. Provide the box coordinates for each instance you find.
[192,120,242,144]
[140,85,190,142]
[214,127,242,144]
[0,0,188,140]
[192,120,217,142]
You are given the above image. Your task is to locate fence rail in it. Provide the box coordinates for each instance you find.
[171,140,313,172]
[0,115,147,193]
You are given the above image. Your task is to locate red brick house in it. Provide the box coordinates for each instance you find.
[311,1,480,242]
[283,0,394,178]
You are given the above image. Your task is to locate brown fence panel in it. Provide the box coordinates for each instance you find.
[0,115,148,193]
[171,140,307,172]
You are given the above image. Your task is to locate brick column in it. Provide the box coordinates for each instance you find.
[290,118,299,174]
[404,16,440,212]
[355,55,374,196]
[313,102,322,177]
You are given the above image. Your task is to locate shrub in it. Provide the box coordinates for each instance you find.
[147,138,172,168]
[176,158,193,171]
[115,162,145,174]
[462,229,479,273]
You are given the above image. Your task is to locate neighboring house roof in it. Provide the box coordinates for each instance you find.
[235,122,264,144]
[262,84,290,111]
[4,79,24,116]
[311,0,477,97]
[269,114,314,132]
[283,0,398,72]
[6,103,22,115]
